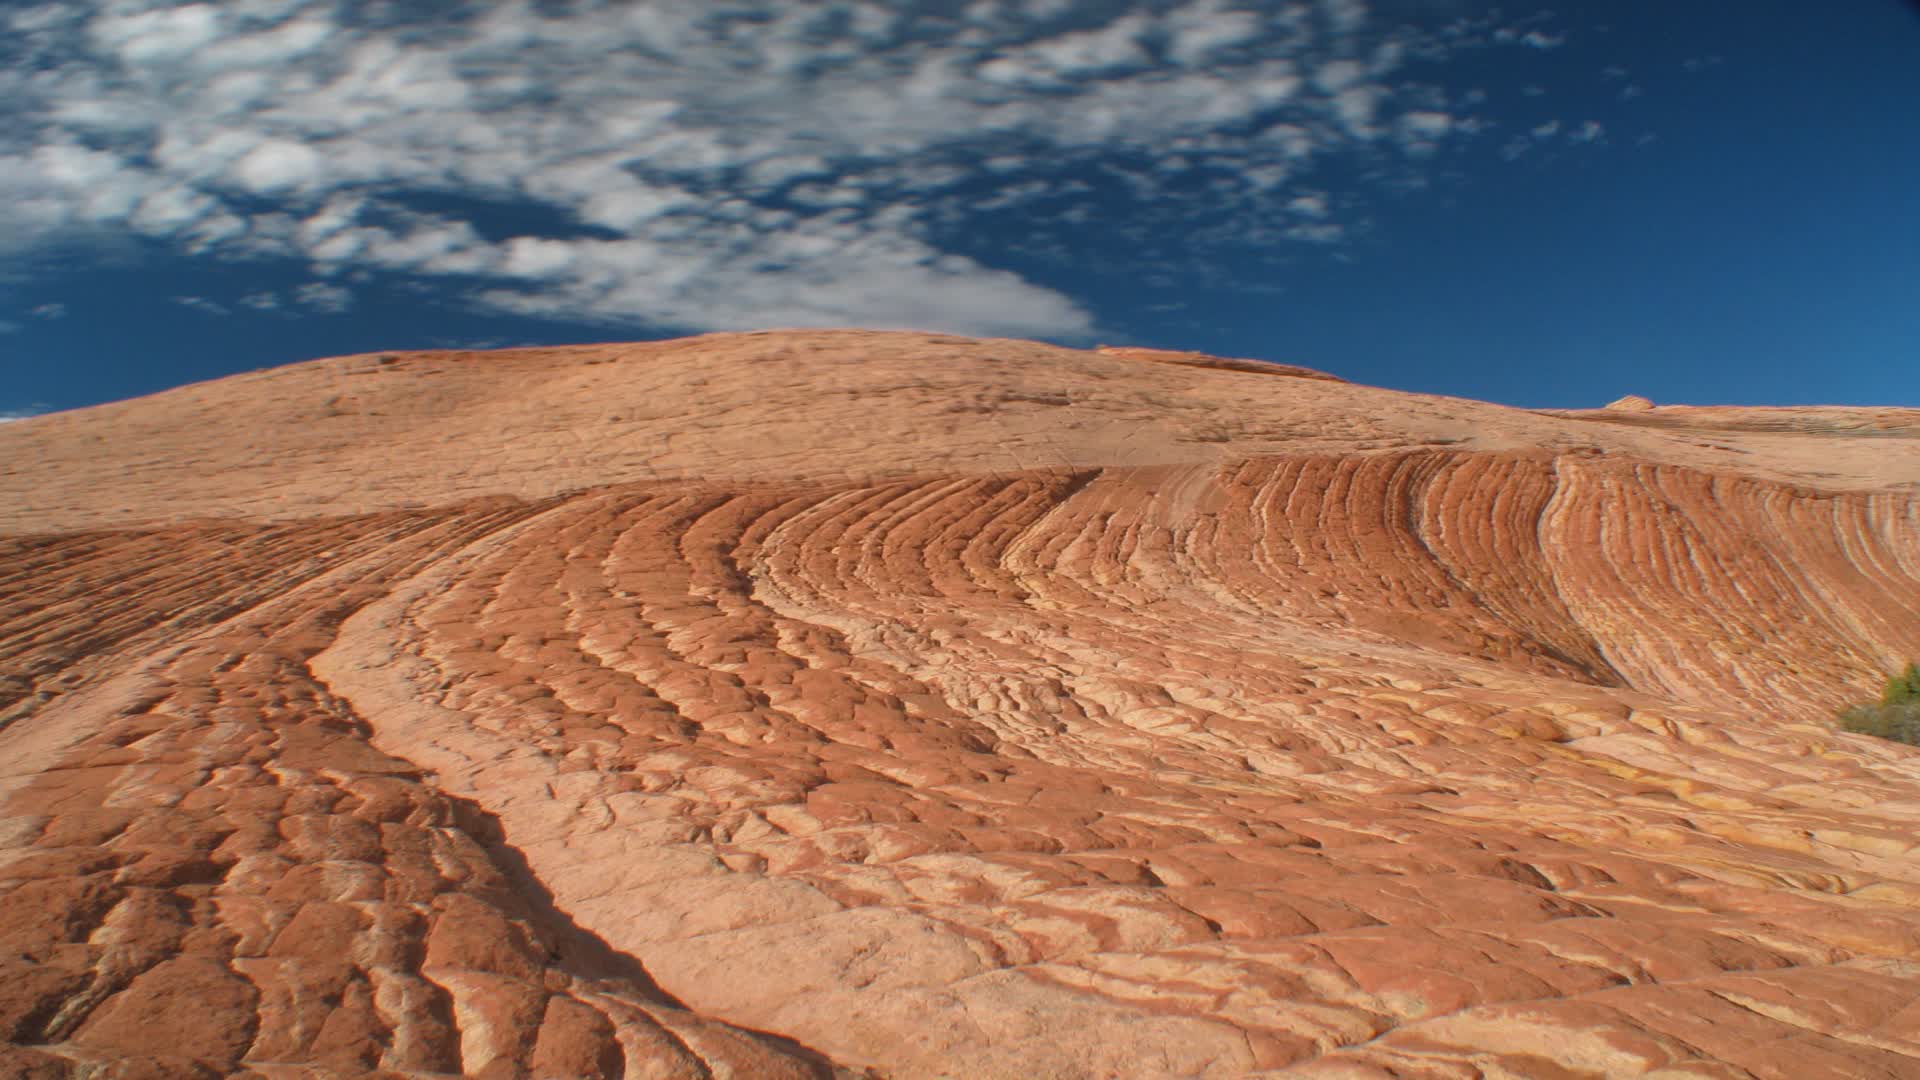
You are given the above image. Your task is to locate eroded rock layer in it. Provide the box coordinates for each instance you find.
[2,330,1918,1079]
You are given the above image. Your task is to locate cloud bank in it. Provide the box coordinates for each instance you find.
[0,0,1567,337]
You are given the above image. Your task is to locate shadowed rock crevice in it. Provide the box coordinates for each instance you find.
[411,756,860,1078]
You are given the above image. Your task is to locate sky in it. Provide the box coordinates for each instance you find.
[2,0,1917,421]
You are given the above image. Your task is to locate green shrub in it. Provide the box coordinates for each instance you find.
[1838,662,1920,745]
[1884,662,1920,707]
[1839,701,1920,745]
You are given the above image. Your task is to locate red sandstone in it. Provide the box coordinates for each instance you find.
[1,330,1916,1078]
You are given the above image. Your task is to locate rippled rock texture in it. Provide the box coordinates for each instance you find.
[3,330,1918,1078]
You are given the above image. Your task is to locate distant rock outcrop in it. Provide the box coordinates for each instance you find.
[1606,393,1656,411]
[2,330,1917,1078]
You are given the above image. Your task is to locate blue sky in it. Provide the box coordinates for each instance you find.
[2,0,1917,419]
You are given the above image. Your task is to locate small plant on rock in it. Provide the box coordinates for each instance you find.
[1838,662,1920,745]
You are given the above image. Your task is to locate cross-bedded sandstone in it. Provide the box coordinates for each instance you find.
[2,330,1917,1078]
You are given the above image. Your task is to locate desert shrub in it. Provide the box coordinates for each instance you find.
[1838,662,1920,746]
[1839,702,1920,745]
[1884,662,1920,706]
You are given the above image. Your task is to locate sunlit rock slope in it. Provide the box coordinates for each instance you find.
[2,329,1918,1078]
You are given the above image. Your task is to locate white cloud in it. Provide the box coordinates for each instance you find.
[90,4,223,62]
[132,186,219,235]
[0,0,1561,337]
[502,237,578,280]
[294,281,352,312]
[1521,31,1566,50]
[10,7,79,34]
[1570,120,1605,144]
[1321,0,1367,35]
[1287,221,1345,244]
[194,17,332,70]
[1314,58,1367,92]
[173,295,230,315]
[30,302,66,320]
[231,140,322,192]
[1288,192,1330,218]
[1331,86,1382,136]
[0,408,44,422]
[1162,1,1265,65]
[1396,110,1452,153]
[1023,13,1152,76]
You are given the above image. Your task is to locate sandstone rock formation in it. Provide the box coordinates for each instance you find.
[1,329,1917,1079]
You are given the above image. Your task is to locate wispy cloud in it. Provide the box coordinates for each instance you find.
[30,302,66,320]
[1,1,1584,337]
[234,283,352,314]
[1503,114,1614,161]
[173,295,231,316]
[294,282,352,313]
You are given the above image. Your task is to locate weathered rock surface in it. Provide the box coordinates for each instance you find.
[2,329,1917,1078]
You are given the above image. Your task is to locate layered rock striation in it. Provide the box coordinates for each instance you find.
[2,330,1918,1078]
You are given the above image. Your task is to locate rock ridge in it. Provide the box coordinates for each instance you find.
[1,330,1917,1078]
